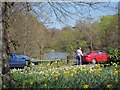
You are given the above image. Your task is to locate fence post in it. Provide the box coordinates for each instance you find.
[67,56,70,64]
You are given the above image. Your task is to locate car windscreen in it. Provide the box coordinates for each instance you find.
[22,55,31,59]
[13,53,30,59]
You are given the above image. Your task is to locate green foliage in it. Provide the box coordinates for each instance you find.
[100,15,117,33]
[107,48,120,62]
[100,15,118,49]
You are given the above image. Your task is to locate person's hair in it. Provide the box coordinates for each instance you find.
[78,47,81,49]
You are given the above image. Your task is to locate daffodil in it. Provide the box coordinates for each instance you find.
[115,79,118,83]
[113,69,118,75]
[73,71,77,74]
[113,63,118,67]
[63,75,66,78]
[106,84,112,88]
[65,71,70,75]
[3,85,6,89]
[98,73,100,77]
[112,63,115,65]
[97,68,102,71]
[45,73,49,77]
[89,69,94,73]
[70,73,73,77]
[83,84,89,89]
[52,72,57,76]
[57,72,60,75]
[30,81,33,85]
[56,77,58,81]
[60,68,63,70]
[44,84,47,87]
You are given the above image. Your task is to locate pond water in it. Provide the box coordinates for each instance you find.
[45,51,67,59]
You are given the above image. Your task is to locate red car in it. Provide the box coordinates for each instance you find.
[83,50,109,64]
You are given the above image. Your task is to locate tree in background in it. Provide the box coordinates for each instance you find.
[8,12,48,58]
[100,15,118,49]
[79,21,102,50]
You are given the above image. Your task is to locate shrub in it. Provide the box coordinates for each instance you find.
[107,48,120,63]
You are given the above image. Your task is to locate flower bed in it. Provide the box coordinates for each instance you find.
[3,64,120,89]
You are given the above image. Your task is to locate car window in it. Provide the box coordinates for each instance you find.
[94,51,99,55]
[100,51,107,54]
[15,55,23,58]
[22,55,30,59]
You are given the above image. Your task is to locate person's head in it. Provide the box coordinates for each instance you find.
[78,47,81,50]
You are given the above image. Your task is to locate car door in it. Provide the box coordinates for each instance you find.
[16,55,26,67]
[98,51,104,62]
[100,51,108,61]
[8,54,19,68]
[93,51,102,62]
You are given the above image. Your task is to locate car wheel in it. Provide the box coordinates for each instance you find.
[92,59,96,64]
[26,60,31,66]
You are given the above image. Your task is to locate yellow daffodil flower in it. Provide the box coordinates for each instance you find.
[70,73,73,77]
[30,81,33,85]
[83,84,89,89]
[56,77,58,81]
[106,84,112,88]
[98,73,100,77]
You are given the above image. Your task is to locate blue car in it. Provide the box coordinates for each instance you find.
[8,53,38,68]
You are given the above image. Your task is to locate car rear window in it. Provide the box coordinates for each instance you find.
[100,51,107,54]
[94,51,99,54]
[84,52,91,55]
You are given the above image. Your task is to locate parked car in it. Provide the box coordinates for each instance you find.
[8,53,38,68]
[83,50,109,64]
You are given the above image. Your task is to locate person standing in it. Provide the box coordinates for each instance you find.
[76,47,84,65]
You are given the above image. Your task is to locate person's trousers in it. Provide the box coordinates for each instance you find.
[76,55,82,65]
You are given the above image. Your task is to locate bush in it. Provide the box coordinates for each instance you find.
[107,48,120,63]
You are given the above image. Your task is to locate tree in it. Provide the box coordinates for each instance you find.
[8,12,48,58]
[100,15,118,49]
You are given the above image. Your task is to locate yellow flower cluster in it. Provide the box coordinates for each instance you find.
[97,67,102,71]
[111,62,118,67]
[83,84,89,89]
[56,77,58,81]
[106,84,112,88]
[89,69,94,73]
[113,69,118,75]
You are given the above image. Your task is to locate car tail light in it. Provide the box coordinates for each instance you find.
[87,55,90,57]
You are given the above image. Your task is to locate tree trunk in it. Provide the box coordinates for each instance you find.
[2,2,15,88]
[0,2,2,89]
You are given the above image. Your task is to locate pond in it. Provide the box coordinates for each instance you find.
[45,51,67,59]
